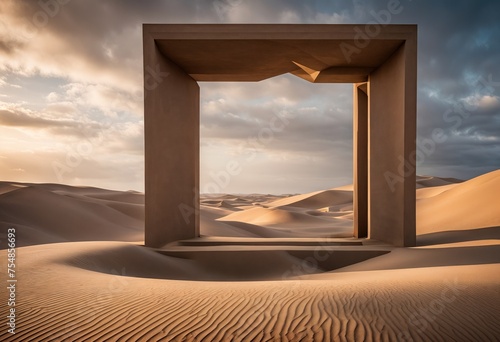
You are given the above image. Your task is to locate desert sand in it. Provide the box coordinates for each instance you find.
[1,170,499,341]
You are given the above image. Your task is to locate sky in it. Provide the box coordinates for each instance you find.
[0,0,499,193]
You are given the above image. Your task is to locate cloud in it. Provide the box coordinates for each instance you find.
[0,106,72,129]
[463,95,500,112]
[0,148,143,191]
[0,98,143,170]
[0,75,21,89]
[200,75,352,155]
[61,82,143,117]
[0,103,102,137]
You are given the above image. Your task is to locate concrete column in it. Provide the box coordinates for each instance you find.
[368,42,417,247]
[144,34,200,248]
[353,83,368,238]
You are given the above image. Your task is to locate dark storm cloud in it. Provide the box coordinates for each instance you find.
[339,0,500,179]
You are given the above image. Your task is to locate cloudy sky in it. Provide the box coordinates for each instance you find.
[0,0,499,193]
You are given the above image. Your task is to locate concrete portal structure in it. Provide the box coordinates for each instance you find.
[143,24,417,248]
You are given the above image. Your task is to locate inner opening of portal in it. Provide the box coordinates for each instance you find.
[198,74,354,239]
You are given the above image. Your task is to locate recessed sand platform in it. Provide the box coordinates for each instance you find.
[152,237,392,280]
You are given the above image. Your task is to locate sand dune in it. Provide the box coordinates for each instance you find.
[200,214,263,238]
[265,189,353,209]
[220,206,339,226]
[218,206,353,238]
[418,169,500,234]
[0,183,143,246]
[2,170,486,245]
[215,187,354,239]
[416,175,463,188]
[1,170,499,341]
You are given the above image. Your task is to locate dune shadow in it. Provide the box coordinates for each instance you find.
[334,243,500,273]
[60,243,390,281]
[417,226,500,246]
[60,244,328,281]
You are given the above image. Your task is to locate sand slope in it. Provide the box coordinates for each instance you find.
[216,188,354,238]
[265,189,353,209]
[417,169,500,234]
[0,182,144,246]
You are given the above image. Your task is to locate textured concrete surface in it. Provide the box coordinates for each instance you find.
[143,24,417,247]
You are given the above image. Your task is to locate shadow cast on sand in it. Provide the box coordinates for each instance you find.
[60,242,393,281]
[60,243,321,281]
[417,226,500,246]
[60,233,500,282]
[332,237,500,274]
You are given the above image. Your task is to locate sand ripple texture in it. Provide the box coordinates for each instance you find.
[1,245,498,342]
